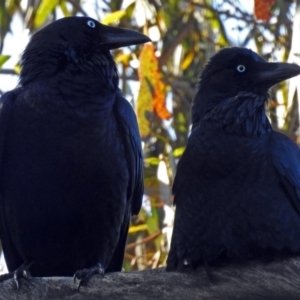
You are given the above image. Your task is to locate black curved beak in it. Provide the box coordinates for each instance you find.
[99,23,151,50]
[255,62,300,89]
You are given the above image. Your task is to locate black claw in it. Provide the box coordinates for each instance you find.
[77,279,83,292]
[13,273,19,291]
[0,261,33,290]
[0,261,32,290]
[73,263,105,292]
[13,261,32,290]
[204,260,216,284]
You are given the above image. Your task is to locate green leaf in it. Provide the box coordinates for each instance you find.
[59,1,71,17]
[0,55,10,69]
[175,112,187,133]
[14,63,21,74]
[124,2,136,20]
[0,0,18,53]
[181,50,195,71]
[34,0,58,28]
[128,224,148,233]
[101,10,126,25]
[115,52,132,65]
[173,147,185,157]
[144,157,160,166]
[146,204,161,249]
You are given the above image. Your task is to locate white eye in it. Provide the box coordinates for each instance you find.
[87,20,96,28]
[237,65,246,72]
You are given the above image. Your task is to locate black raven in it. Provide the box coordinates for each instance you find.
[167,47,300,271]
[0,16,149,288]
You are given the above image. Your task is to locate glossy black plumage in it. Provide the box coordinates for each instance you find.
[167,47,300,271]
[0,17,149,286]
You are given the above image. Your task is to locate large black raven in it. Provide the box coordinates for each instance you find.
[167,47,300,272]
[0,16,149,288]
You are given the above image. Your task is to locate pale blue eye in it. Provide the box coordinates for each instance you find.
[237,65,246,72]
[87,20,96,28]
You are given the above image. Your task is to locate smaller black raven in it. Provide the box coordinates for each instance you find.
[167,47,300,272]
[0,17,149,289]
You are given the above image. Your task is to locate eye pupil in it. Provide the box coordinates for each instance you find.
[237,65,246,72]
[87,20,96,28]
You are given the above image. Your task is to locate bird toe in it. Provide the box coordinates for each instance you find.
[73,262,105,291]
[0,261,32,290]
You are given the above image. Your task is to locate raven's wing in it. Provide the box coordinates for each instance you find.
[0,90,15,240]
[114,92,144,215]
[271,131,300,216]
[106,92,143,272]
[0,88,25,271]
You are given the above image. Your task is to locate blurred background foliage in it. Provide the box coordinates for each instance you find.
[1,0,300,273]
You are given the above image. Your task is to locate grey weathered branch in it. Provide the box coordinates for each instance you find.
[1,257,300,299]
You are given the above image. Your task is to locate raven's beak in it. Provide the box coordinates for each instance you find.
[255,62,300,89]
[99,23,151,50]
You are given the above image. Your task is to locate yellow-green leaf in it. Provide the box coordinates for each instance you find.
[181,51,194,71]
[34,0,58,28]
[14,63,21,74]
[101,10,126,25]
[146,205,161,249]
[124,2,136,20]
[115,52,132,65]
[6,0,19,14]
[59,1,71,17]
[173,147,186,158]
[136,78,153,138]
[0,55,10,69]
[144,157,160,166]
[128,224,148,234]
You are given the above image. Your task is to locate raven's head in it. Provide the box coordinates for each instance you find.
[20,17,150,91]
[192,47,300,136]
[198,47,300,98]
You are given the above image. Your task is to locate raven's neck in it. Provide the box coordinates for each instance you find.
[20,49,119,97]
[192,92,272,137]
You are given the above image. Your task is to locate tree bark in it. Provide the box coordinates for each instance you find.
[1,257,300,299]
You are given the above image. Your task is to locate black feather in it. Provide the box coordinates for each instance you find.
[167,47,300,272]
[0,16,149,287]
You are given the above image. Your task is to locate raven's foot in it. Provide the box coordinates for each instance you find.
[204,259,215,283]
[73,262,105,291]
[0,261,32,290]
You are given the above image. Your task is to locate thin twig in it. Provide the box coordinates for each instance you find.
[126,230,162,250]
